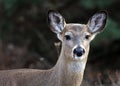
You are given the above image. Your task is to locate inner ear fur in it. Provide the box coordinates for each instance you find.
[48,10,66,34]
[87,11,107,34]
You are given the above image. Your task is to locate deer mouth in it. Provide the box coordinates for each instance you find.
[72,54,84,60]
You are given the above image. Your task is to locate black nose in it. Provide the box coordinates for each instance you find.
[73,47,85,57]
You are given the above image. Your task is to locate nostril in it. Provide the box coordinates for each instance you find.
[73,47,85,57]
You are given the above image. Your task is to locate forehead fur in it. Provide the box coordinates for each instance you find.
[63,23,89,34]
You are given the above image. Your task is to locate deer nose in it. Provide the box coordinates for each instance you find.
[73,47,85,57]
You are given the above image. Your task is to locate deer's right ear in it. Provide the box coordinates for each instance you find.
[48,10,66,34]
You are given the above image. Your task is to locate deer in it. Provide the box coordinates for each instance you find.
[0,10,107,86]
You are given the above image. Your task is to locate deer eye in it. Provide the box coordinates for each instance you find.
[85,35,90,40]
[65,35,71,40]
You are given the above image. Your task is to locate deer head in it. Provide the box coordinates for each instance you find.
[48,10,107,63]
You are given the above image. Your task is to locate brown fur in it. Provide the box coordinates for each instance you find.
[0,24,90,86]
[0,10,107,86]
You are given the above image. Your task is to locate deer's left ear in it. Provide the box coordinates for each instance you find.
[87,11,107,34]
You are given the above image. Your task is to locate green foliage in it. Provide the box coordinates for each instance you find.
[81,0,115,9]
[31,0,44,5]
[2,0,45,16]
[3,0,18,16]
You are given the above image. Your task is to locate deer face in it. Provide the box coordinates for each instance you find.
[61,24,91,61]
[48,10,107,61]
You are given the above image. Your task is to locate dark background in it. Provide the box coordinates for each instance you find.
[0,0,120,86]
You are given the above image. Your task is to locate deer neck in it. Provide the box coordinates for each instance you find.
[52,46,88,86]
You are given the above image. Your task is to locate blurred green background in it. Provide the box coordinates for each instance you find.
[0,0,120,85]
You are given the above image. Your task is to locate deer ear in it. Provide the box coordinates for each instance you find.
[87,11,107,34]
[48,10,66,34]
